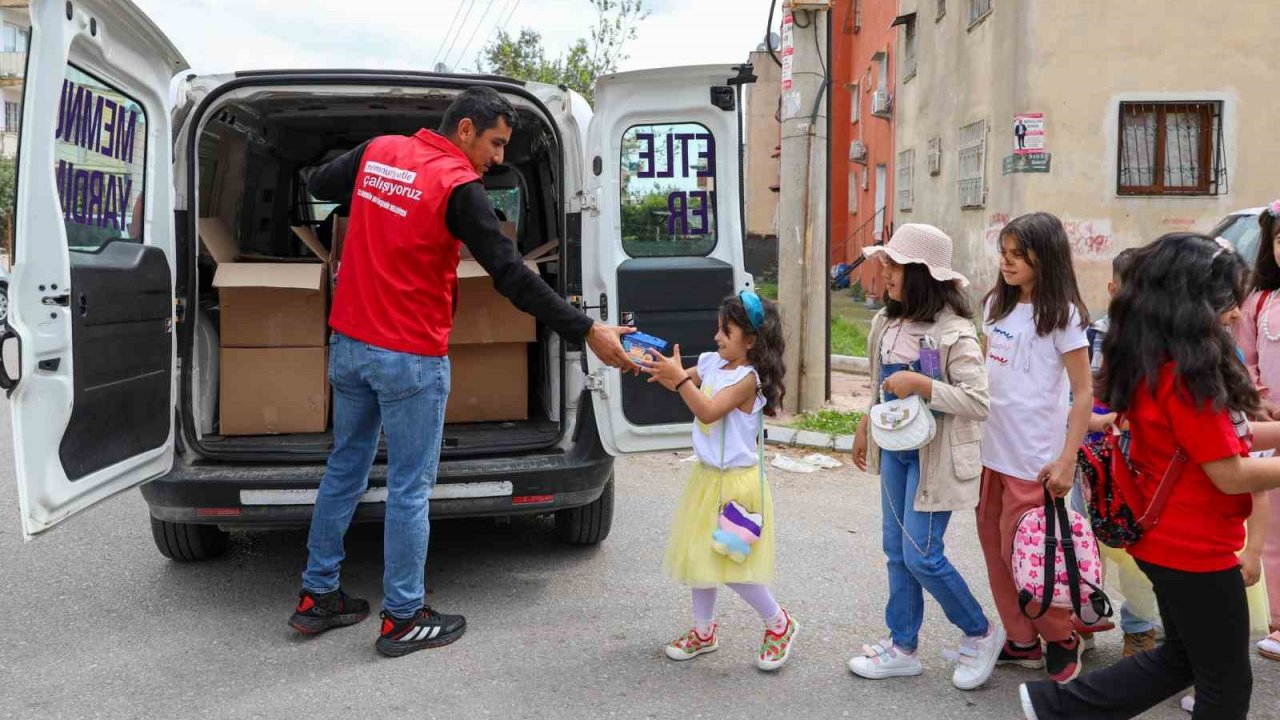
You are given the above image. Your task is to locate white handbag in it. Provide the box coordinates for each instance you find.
[869,392,936,452]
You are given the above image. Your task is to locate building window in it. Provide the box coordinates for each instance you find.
[849,171,859,214]
[958,120,986,208]
[4,101,17,133]
[969,0,992,27]
[897,149,914,212]
[1118,101,1226,196]
[850,83,860,123]
[902,18,917,82]
[854,0,863,31]
[2,23,28,53]
[928,137,942,176]
[937,0,947,20]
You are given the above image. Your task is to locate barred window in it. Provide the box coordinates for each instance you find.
[928,137,942,176]
[897,149,914,212]
[969,0,992,26]
[1118,101,1226,196]
[902,18,917,82]
[958,120,986,208]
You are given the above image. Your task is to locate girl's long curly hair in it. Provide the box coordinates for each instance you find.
[1100,232,1258,414]
[720,294,785,417]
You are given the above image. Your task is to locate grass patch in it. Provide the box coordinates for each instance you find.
[756,280,778,300]
[791,409,862,436]
[831,314,868,357]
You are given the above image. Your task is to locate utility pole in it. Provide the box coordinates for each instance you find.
[776,1,830,414]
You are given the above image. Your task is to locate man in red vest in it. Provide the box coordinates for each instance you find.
[287,87,634,657]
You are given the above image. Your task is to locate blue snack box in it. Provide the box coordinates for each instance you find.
[622,332,670,364]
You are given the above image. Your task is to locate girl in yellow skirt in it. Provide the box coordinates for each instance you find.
[642,291,796,671]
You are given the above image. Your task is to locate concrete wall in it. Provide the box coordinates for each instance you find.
[894,0,1279,313]
[744,50,781,241]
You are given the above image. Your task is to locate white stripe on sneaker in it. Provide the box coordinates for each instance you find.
[428,626,441,640]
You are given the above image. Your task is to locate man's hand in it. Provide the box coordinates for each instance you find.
[585,323,639,375]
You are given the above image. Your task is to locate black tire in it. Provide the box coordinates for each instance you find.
[554,475,614,546]
[150,516,230,561]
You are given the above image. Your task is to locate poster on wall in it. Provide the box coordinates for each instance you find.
[1013,112,1045,155]
[780,13,794,90]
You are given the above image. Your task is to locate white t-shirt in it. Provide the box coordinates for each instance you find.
[691,352,765,469]
[982,301,1089,481]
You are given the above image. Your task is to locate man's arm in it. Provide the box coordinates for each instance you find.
[446,181,593,342]
[446,181,636,371]
[308,139,373,205]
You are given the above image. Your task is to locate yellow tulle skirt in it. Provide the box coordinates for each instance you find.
[663,462,775,588]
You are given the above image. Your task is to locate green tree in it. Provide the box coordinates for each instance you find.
[480,0,649,104]
[0,157,15,258]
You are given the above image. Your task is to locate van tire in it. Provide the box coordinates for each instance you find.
[150,517,230,561]
[555,475,614,546]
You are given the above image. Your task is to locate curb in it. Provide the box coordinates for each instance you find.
[765,424,854,454]
[831,355,870,375]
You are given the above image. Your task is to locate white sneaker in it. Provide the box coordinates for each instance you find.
[948,624,1007,690]
[1180,694,1194,714]
[1259,631,1280,661]
[1019,684,1041,720]
[848,640,923,679]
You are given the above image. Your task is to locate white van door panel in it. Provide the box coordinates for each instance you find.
[585,66,750,455]
[8,0,186,537]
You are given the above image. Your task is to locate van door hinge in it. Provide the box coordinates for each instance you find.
[585,369,608,397]
[577,189,600,216]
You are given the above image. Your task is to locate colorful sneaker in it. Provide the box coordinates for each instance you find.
[375,607,466,657]
[848,639,923,679]
[997,640,1044,669]
[1045,634,1083,684]
[664,625,719,661]
[1258,631,1280,661]
[757,610,798,671]
[287,588,370,635]
[948,624,1006,690]
[1123,629,1157,657]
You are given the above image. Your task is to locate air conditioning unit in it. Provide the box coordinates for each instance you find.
[849,140,868,163]
[872,89,892,116]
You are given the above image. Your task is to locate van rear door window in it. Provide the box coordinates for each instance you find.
[619,123,717,258]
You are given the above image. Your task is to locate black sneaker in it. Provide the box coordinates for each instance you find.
[288,588,370,635]
[1045,633,1083,684]
[376,607,467,657]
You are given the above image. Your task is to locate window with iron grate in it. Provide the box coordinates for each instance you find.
[897,149,914,212]
[1118,101,1226,196]
[958,120,986,208]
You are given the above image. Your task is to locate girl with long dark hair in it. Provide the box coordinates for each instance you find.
[642,291,797,671]
[1021,233,1280,720]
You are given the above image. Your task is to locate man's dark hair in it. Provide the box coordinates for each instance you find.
[439,87,519,136]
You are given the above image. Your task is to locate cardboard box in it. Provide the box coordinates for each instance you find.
[214,262,328,348]
[220,347,329,435]
[446,343,529,424]
[449,260,538,345]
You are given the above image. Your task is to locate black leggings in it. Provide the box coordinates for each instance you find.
[1025,559,1252,720]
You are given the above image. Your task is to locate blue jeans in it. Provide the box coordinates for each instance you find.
[878,362,988,651]
[302,333,450,619]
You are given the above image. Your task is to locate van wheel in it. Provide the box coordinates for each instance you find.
[555,475,614,546]
[150,517,230,561]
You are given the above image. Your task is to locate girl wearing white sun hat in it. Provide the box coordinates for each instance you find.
[849,224,1003,691]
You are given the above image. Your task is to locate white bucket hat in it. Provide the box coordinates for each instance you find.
[862,223,969,288]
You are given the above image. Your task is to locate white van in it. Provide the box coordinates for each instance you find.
[6,0,755,558]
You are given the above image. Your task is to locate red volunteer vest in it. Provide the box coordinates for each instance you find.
[328,130,480,356]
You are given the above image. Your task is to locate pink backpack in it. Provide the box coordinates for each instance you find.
[1012,485,1113,626]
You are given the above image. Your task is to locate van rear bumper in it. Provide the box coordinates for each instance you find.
[143,420,614,529]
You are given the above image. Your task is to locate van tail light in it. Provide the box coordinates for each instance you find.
[512,495,555,505]
[196,507,241,517]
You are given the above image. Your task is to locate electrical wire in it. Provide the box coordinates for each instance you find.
[431,0,469,67]
[764,0,781,67]
[475,0,521,71]
[440,0,479,70]
[453,0,500,71]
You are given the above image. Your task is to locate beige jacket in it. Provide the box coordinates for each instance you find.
[865,309,989,512]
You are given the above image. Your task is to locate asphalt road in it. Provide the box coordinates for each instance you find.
[1,419,1277,718]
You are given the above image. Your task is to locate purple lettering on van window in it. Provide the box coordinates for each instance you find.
[635,132,655,178]
[87,171,105,226]
[77,87,100,151]
[675,133,696,177]
[99,98,117,159]
[55,160,70,218]
[104,174,120,229]
[66,85,86,144]
[118,109,138,164]
[656,133,675,179]
[54,80,71,140]
[696,133,716,178]
[71,170,90,224]
[688,191,709,235]
[667,192,688,236]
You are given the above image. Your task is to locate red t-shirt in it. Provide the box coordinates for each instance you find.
[1126,364,1253,572]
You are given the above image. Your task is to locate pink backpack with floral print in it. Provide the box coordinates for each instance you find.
[1012,485,1113,626]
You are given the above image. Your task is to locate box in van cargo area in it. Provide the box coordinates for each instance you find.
[446,343,529,423]
[220,347,330,435]
[213,263,329,348]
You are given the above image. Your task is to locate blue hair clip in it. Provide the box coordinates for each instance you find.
[739,290,765,330]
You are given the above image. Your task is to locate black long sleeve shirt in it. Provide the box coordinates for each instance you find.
[309,139,594,344]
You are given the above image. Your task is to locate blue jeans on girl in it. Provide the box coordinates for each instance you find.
[879,362,989,651]
[302,333,451,619]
